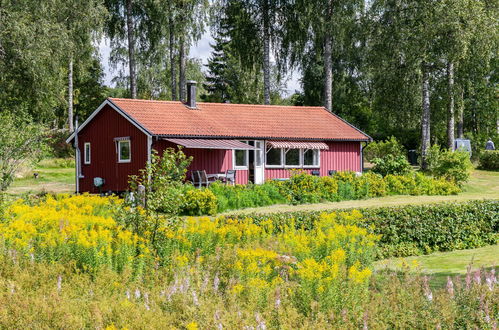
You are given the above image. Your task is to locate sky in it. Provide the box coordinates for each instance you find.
[98,31,302,97]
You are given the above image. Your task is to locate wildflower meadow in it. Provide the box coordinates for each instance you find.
[0,194,497,328]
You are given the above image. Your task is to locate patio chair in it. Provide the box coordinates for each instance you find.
[311,170,320,176]
[328,170,337,176]
[225,170,236,185]
[199,170,214,187]
[191,170,201,188]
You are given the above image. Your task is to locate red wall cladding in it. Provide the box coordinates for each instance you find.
[264,141,361,180]
[77,105,148,192]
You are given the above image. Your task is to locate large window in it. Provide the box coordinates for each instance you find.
[265,143,321,168]
[285,149,301,167]
[303,149,320,167]
[118,140,131,163]
[266,147,283,166]
[84,143,91,164]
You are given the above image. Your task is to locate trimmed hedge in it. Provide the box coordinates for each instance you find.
[180,171,460,215]
[225,200,499,258]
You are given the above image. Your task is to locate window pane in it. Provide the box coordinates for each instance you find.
[85,144,90,163]
[285,149,300,166]
[266,148,282,166]
[120,141,130,161]
[304,149,319,166]
[235,150,247,167]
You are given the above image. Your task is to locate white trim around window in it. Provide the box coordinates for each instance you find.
[118,139,131,163]
[265,145,321,169]
[265,147,284,168]
[233,148,249,170]
[303,149,321,168]
[84,142,91,165]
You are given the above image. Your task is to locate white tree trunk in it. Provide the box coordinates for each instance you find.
[126,0,137,99]
[169,17,177,101]
[421,62,431,170]
[457,87,464,138]
[68,58,74,132]
[263,0,271,105]
[178,36,186,102]
[323,33,332,111]
[447,61,455,149]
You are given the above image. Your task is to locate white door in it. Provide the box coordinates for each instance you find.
[254,141,265,184]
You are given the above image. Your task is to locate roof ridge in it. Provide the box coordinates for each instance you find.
[109,97,325,110]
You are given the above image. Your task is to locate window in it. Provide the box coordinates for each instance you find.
[234,149,248,168]
[303,149,320,167]
[84,143,91,164]
[118,140,131,163]
[285,149,301,167]
[266,147,283,166]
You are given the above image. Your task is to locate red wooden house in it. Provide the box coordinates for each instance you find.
[67,82,371,193]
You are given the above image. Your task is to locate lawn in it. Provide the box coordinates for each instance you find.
[7,158,75,195]
[375,245,499,288]
[226,169,499,215]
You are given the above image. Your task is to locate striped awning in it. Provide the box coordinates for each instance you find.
[267,140,329,150]
[164,138,254,150]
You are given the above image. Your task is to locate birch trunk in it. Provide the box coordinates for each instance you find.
[262,0,270,105]
[178,36,186,102]
[421,62,431,170]
[68,57,74,132]
[457,87,464,138]
[126,0,137,99]
[446,61,455,149]
[323,0,333,111]
[169,17,177,101]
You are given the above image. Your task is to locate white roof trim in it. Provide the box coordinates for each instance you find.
[65,99,152,144]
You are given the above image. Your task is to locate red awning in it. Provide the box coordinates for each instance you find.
[164,138,254,150]
[267,141,329,150]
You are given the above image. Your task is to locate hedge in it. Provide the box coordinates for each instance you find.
[479,150,499,171]
[224,200,499,258]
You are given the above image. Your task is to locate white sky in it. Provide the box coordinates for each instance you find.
[98,31,302,97]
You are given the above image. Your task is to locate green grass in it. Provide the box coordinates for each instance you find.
[375,245,499,288]
[225,170,499,215]
[7,158,75,195]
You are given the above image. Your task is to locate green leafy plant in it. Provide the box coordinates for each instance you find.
[478,150,499,170]
[0,113,47,191]
[426,145,473,186]
[364,136,406,162]
[371,154,413,176]
[182,188,218,216]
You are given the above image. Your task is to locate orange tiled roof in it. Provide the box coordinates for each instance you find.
[108,98,370,141]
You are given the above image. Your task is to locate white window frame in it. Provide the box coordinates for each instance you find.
[118,140,131,163]
[303,149,321,168]
[284,148,302,168]
[233,140,249,170]
[84,142,91,165]
[265,146,284,168]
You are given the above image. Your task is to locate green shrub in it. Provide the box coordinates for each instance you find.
[426,145,472,186]
[371,154,413,176]
[182,188,217,216]
[207,181,285,213]
[478,150,499,170]
[364,136,405,162]
[227,200,499,258]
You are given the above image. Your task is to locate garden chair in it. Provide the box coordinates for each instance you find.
[311,170,320,176]
[191,170,201,188]
[328,170,337,176]
[199,170,214,187]
[225,170,236,185]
